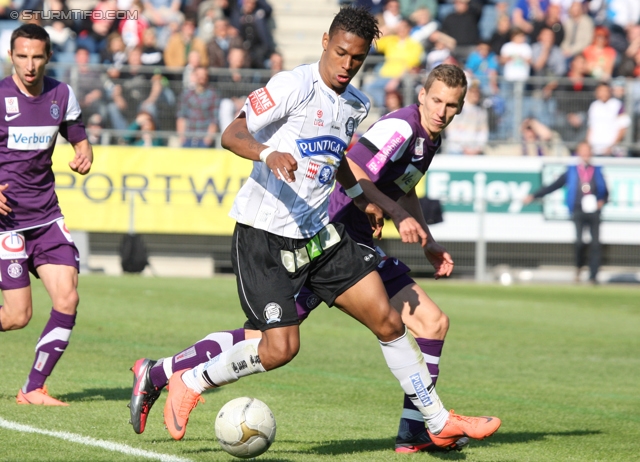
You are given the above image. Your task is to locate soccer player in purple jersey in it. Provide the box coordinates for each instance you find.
[0,24,93,406]
[128,42,499,449]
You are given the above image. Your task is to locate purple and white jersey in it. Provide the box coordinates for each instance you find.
[329,104,441,246]
[0,76,87,232]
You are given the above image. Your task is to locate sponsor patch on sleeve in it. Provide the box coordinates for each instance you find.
[366,131,406,174]
[249,88,276,115]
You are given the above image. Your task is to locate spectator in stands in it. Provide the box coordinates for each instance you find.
[380,0,403,34]
[141,27,165,68]
[444,82,489,155]
[441,0,482,62]
[554,54,595,142]
[165,16,209,69]
[400,0,437,22]
[383,89,403,115]
[499,27,532,138]
[183,50,204,90]
[86,113,107,146]
[196,0,225,44]
[177,66,219,148]
[226,47,253,83]
[528,27,566,126]
[142,0,184,48]
[616,24,640,77]
[124,110,163,147]
[609,0,640,33]
[465,40,500,96]
[530,3,564,46]
[560,1,594,62]
[100,32,127,67]
[237,0,276,68]
[120,0,149,48]
[587,81,631,156]
[524,141,609,284]
[267,51,284,76]
[583,26,617,80]
[223,0,273,31]
[512,0,549,36]
[74,46,107,120]
[500,27,532,82]
[362,18,423,108]
[410,7,457,53]
[520,117,565,156]
[42,0,76,58]
[489,13,511,56]
[107,47,167,131]
[76,0,120,54]
[478,0,509,41]
[207,18,244,68]
[218,94,246,133]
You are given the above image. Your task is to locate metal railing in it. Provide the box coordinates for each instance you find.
[3,59,639,154]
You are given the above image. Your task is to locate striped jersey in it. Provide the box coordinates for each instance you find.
[229,62,370,239]
[0,76,86,232]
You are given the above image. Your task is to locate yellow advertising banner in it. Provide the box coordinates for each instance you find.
[53,145,253,235]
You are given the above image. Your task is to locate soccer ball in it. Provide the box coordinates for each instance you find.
[214,397,276,459]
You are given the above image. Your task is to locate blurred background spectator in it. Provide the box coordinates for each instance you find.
[583,26,617,80]
[363,18,422,108]
[587,81,631,156]
[560,1,594,62]
[177,66,219,148]
[444,81,489,155]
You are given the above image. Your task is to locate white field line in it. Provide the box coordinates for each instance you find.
[0,417,193,462]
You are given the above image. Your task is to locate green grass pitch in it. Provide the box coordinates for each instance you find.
[1,275,638,461]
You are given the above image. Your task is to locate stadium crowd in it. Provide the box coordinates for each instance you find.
[0,0,638,155]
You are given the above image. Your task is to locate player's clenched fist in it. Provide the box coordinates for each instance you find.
[265,151,297,183]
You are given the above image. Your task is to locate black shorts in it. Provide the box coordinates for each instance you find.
[232,222,379,331]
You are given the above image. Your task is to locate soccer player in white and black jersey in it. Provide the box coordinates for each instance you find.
[0,24,93,406]
[129,8,500,449]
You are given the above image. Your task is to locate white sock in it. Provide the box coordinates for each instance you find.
[379,328,448,434]
[184,338,266,393]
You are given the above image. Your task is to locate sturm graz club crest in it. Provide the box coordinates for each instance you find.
[345,117,355,137]
[263,302,282,324]
[50,103,60,120]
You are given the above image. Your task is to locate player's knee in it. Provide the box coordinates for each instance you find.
[54,290,79,314]
[410,310,449,339]
[2,310,32,330]
[261,338,300,370]
[372,308,405,342]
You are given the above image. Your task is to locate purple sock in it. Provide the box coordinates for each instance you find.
[24,309,76,393]
[397,338,445,439]
[149,328,245,389]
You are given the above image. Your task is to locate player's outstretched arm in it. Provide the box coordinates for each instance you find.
[336,160,384,239]
[0,183,12,216]
[69,139,93,175]
[397,189,454,279]
[221,113,297,183]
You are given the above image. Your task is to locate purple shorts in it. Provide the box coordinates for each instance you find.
[0,220,79,291]
[295,247,414,321]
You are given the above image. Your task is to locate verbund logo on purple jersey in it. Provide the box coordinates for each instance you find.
[295,135,347,160]
[366,131,406,174]
[8,126,59,151]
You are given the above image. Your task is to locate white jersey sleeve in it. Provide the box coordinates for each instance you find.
[243,70,310,135]
[65,84,82,121]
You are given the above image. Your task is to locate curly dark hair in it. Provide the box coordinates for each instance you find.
[328,6,381,45]
[424,64,467,93]
[11,24,51,56]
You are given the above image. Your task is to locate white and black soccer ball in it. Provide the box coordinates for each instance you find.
[214,397,276,459]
